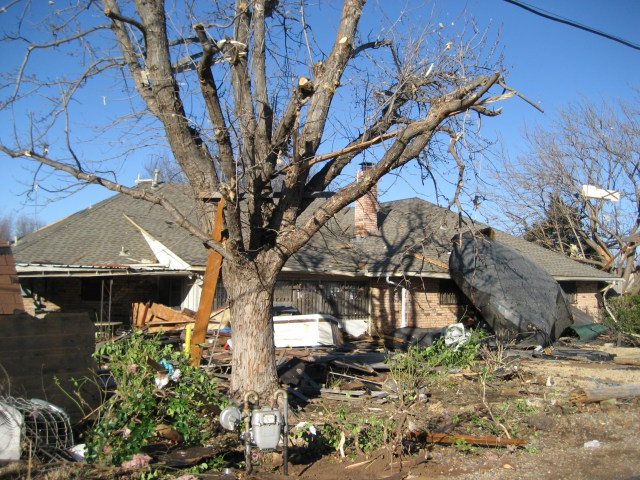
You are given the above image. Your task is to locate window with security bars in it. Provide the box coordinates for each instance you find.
[274,279,369,319]
[439,280,468,305]
[212,279,369,319]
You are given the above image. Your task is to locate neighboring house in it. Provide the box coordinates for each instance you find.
[0,242,25,315]
[12,181,618,336]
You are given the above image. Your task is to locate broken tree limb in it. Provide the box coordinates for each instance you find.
[570,384,640,403]
[407,251,449,270]
[190,197,226,367]
[408,430,525,447]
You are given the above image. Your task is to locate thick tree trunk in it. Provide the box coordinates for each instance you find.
[224,261,279,399]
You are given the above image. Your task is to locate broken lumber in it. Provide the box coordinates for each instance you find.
[570,383,640,403]
[409,431,525,447]
[331,357,375,373]
[190,197,225,367]
[132,302,196,330]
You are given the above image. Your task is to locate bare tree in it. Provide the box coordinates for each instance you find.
[0,214,11,242]
[0,213,42,241]
[14,215,44,239]
[0,0,518,397]
[142,155,187,184]
[486,97,640,292]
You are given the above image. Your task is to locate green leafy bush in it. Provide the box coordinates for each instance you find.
[386,331,483,405]
[605,294,640,335]
[85,331,225,465]
[294,413,390,456]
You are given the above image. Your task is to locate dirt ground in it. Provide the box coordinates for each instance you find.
[3,340,639,480]
[252,343,640,480]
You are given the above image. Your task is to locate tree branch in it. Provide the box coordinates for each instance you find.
[0,147,231,258]
[103,7,146,35]
[352,39,392,57]
[5,24,111,107]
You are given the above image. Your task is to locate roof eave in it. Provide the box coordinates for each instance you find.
[15,263,194,277]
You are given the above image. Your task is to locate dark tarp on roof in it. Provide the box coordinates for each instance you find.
[449,229,574,347]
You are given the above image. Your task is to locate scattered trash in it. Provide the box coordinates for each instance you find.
[121,453,152,468]
[584,440,601,449]
[0,401,23,463]
[156,447,222,467]
[533,348,616,362]
[294,422,317,436]
[68,443,87,462]
[570,324,609,342]
[444,323,470,349]
[153,358,182,389]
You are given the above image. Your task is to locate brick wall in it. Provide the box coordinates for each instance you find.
[574,281,603,322]
[0,243,24,314]
[371,276,605,334]
[371,277,463,334]
[20,275,177,323]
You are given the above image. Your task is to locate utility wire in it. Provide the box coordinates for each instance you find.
[503,0,640,52]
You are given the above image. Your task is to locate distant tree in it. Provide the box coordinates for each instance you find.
[0,213,42,241]
[0,0,518,397]
[522,193,599,261]
[487,97,640,292]
[142,155,187,184]
[14,215,44,239]
[0,215,11,242]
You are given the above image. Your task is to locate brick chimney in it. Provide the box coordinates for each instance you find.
[354,162,379,237]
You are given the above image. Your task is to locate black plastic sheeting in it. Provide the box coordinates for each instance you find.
[449,229,573,347]
[386,327,443,348]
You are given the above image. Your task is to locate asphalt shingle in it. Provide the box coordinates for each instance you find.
[13,185,617,282]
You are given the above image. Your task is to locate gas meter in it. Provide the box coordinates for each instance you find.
[218,389,289,475]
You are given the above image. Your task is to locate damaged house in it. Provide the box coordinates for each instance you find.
[11,181,618,338]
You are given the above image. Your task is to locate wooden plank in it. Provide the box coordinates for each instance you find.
[320,388,367,396]
[331,358,375,374]
[190,198,225,367]
[148,303,192,322]
[409,431,525,447]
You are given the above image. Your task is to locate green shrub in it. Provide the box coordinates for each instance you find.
[386,331,483,405]
[295,413,390,456]
[85,331,225,465]
[605,294,640,335]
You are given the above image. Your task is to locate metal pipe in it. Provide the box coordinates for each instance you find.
[273,389,289,476]
[243,391,258,474]
[386,276,407,328]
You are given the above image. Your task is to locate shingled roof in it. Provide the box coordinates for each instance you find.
[13,183,206,269]
[288,197,617,281]
[12,183,617,282]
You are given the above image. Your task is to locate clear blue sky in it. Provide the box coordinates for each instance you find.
[0,0,638,228]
